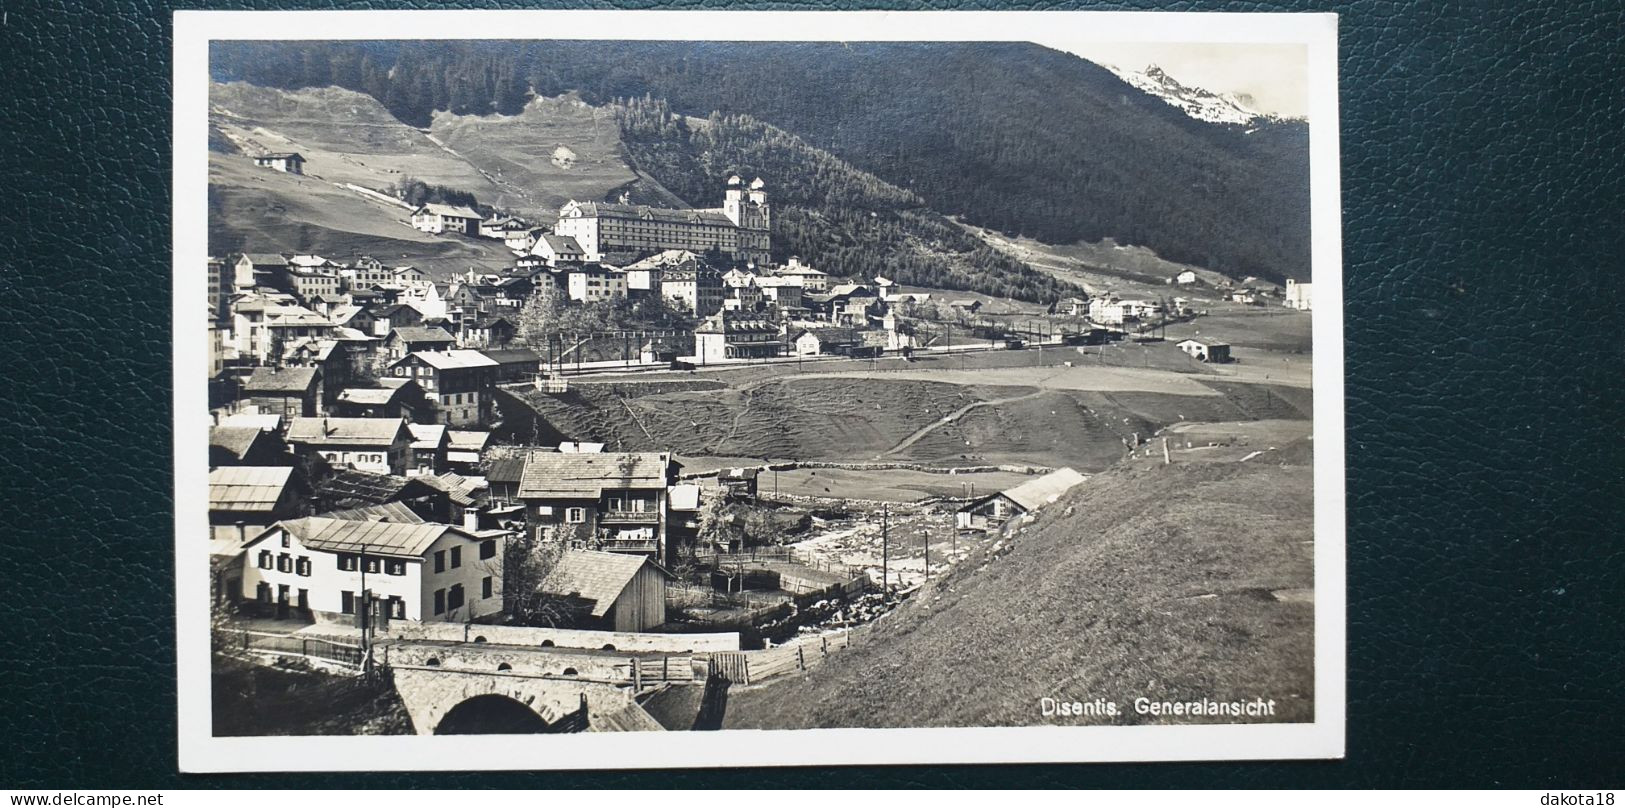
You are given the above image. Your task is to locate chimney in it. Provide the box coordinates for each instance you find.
[463,509,480,532]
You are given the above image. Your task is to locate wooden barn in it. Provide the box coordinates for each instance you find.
[540,550,673,633]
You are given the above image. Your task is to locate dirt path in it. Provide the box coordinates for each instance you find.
[879,389,1048,458]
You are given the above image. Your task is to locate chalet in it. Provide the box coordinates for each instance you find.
[371,303,425,337]
[417,472,485,528]
[479,347,540,383]
[517,451,680,561]
[1176,338,1232,363]
[1230,289,1261,305]
[240,367,322,419]
[332,380,427,421]
[1285,279,1313,311]
[445,430,492,474]
[948,299,983,314]
[718,467,760,500]
[479,216,527,240]
[793,327,861,357]
[530,233,587,265]
[956,468,1087,534]
[285,416,413,476]
[383,325,456,361]
[407,424,449,477]
[1052,297,1089,317]
[1172,269,1199,285]
[666,484,703,551]
[411,203,482,236]
[209,466,300,532]
[389,350,499,427]
[209,425,289,467]
[694,313,782,364]
[818,285,880,326]
[253,152,305,174]
[538,550,672,633]
[313,468,450,522]
[507,226,547,253]
[485,455,527,515]
[238,517,503,624]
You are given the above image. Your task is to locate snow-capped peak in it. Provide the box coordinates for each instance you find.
[1110,63,1265,126]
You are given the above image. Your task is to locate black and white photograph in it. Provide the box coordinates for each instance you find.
[174,9,1344,770]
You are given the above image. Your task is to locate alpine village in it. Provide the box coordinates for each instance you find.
[205,41,1316,736]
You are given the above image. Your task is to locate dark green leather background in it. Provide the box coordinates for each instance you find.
[2,0,1620,789]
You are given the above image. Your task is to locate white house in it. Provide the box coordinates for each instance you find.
[238,516,504,625]
[530,233,587,265]
[566,265,627,303]
[1177,338,1232,363]
[253,152,305,174]
[773,256,829,293]
[411,204,483,236]
[1172,269,1199,285]
[1285,279,1313,311]
[285,416,414,476]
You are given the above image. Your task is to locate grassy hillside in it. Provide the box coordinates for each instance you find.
[724,441,1315,729]
[427,93,646,214]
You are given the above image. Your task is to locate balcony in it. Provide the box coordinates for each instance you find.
[600,509,660,525]
[597,538,660,554]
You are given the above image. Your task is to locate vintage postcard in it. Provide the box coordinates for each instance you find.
[174,9,1344,770]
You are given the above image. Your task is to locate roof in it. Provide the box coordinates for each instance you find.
[485,456,526,484]
[447,430,491,452]
[258,152,303,160]
[534,234,584,254]
[218,412,282,431]
[999,468,1088,512]
[209,466,294,512]
[828,284,875,298]
[720,467,761,482]
[286,417,408,447]
[540,550,672,618]
[415,203,482,220]
[210,426,266,460]
[241,366,319,394]
[239,253,288,267]
[401,350,499,371]
[337,387,402,406]
[408,424,448,450]
[417,473,481,507]
[388,326,455,344]
[314,469,430,505]
[563,201,735,228]
[518,451,672,499]
[480,348,541,366]
[695,315,778,336]
[264,516,473,559]
[1177,338,1230,348]
[669,484,702,511]
[321,502,426,524]
[795,327,859,345]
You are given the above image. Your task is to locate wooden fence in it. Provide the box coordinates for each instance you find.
[613,656,696,689]
[703,632,853,686]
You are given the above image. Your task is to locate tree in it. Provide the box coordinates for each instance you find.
[514,280,563,349]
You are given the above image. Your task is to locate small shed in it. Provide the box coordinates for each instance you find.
[956,467,1086,533]
[1177,338,1232,363]
[540,550,674,633]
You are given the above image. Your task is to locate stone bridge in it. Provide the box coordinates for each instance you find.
[385,641,670,734]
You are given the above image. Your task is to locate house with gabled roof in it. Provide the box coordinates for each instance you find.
[407,423,449,477]
[694,312,782,364]
[209,466,301,532]
[539,550,672,633]
[410,203,482,236]
[955,468,1087,533]
[529,233,586,265]
[332,380,427,422]
[312,468,450,522]
[388,350,499,427]
[238,516,504,624]
[517,451,680,562]
[210,424,289,467]
[240,366,322,419]
[285,416,413,476]
[383,325,456,361]
[253,152,305,174]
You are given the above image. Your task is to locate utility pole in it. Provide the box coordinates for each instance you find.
[358,542,373,675]
[923,526,929,583]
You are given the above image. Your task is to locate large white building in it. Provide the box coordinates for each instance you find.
[554,176,771,264]
[1285,278,1313,311]
[239,516,504,624]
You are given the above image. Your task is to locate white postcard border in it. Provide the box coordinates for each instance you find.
[174,8,1344,772]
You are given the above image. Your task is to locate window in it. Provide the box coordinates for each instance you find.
[384,559,406,576]
[256,582,271,603]
[364,556,380,574]
[566,507,586,524]
[482,576,493,599]
[447,584,464,612]
[337,553,358,571]
[479,539,496,560]
[277,554,292,573]
[449,546,461,569]
[388,598,405,619]
[258,550,272,569]
[434,550,445,573]
[341,591,355,615]
[433,589,446,615]
[295,557,311,577]
[281,534,291,548]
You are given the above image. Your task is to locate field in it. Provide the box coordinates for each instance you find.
[427,94,652,215]
[723,433,1315,729]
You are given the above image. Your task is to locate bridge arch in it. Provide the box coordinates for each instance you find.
[435,694,560,735]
